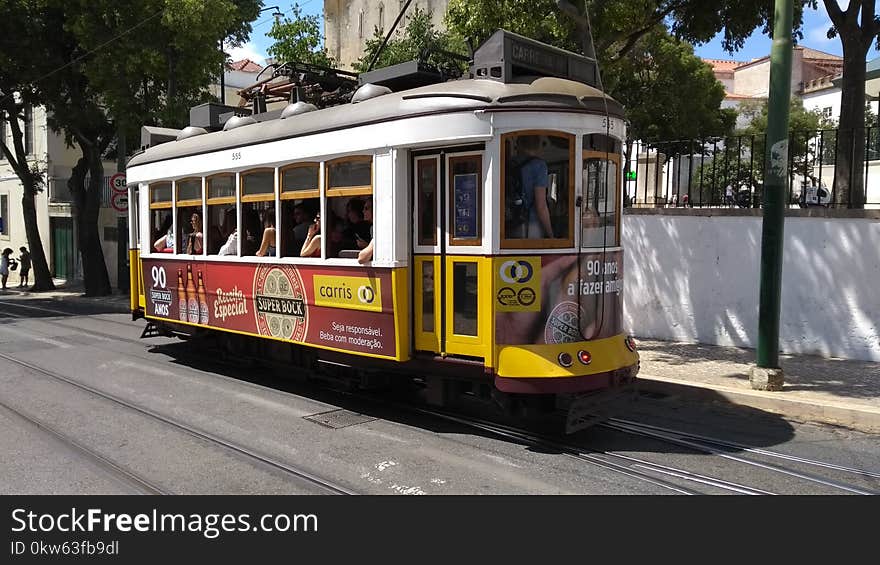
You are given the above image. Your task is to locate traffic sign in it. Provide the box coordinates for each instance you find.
[111,191,128,213]
[110,172,127,194]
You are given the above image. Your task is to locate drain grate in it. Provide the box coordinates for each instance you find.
[304,409,376,429]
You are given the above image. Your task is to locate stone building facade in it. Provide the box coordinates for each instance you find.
[324,0,451,69]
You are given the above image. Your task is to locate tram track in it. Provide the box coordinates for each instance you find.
[0,350,355,496]
[0,398,169,495]
[391,405,776,495]
[3,302,876,495]
[599,418,879,495]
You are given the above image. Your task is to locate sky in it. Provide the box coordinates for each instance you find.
[229,2,847,67]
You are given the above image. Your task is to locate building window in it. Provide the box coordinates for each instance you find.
[0,193,8,236]
[378,3,384,32]
[358,10,364,38]
[24,106,34,155]
[0,118,6,159]
[822,107,833,119]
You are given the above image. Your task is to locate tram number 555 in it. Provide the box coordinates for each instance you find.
[151,266,167,288]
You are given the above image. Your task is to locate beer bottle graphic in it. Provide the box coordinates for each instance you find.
[186,264,199,323]
[177,269,187,321]
[197,270,209,324]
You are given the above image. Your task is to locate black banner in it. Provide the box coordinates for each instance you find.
[0,496,873,563]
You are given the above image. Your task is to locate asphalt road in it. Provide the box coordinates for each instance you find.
[1,297,878,495]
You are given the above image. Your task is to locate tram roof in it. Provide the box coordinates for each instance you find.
[128,77,623,169]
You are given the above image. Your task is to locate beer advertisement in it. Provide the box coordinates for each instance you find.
[142,259,397,358]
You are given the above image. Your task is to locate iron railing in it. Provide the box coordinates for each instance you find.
[625,127,880,209]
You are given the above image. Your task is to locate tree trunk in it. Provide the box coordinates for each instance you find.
[69,147,111,296]
[20,179,55,291]
[834,44,869,208]
[0,98,55,291]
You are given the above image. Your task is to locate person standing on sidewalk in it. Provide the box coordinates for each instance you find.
[0,248,15,290]
[17,246,31,288]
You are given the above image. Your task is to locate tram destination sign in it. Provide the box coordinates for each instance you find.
[471,30,598,87]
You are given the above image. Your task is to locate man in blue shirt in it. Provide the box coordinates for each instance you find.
[517,136,554,239]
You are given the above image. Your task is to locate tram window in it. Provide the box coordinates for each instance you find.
[241,169,276,257]
[206,175,236,255]
[240,201,275,256]
[280,198,318,257]
[422,261,434,332]
[325,157,373,259]
[501,132,574,248]
[417,159,438,246]
[582,156,620,248]
[449,155,482,246]
[326,156,371,196]
[241,169,274,197]
[325,196,372,259]
[452,262,478,336]
[281,163,319,198]
[176,205,204,254]
[175,178,204,254]
[149,182,173,253]
[150,182,172,205]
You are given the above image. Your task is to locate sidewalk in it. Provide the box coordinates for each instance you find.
[0,279,131,313]
[635,339,880,434]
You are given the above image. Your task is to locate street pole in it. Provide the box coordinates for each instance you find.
[750,0,793,391]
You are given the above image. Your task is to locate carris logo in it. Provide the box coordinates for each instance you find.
[357,285,376,304]
[499,260,533,284]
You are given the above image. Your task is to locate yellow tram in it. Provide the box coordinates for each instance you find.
[126,31,638,430]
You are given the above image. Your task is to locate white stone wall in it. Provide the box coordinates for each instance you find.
[325,0,450,69]
[623,213,880,361]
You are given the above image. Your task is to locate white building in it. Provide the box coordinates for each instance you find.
[1,104,126,288]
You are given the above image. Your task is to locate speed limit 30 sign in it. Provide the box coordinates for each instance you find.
[110,172,127,193]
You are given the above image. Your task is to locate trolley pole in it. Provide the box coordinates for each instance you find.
[750,0,793,391]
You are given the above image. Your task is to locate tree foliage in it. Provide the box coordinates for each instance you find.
[445,0,813,65]
[609,28,737,142]
[0,0,260,295]
[353,7,467,75]
[267,3,334,67]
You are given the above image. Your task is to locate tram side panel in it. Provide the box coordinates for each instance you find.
[140,258,407,361]
[492,250,636,389]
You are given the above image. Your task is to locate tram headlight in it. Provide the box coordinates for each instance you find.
[557,352,573,368]
[577,350,592,365]
[625,336,637,352]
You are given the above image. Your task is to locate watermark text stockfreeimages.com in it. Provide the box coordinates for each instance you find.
[11,507,318,540]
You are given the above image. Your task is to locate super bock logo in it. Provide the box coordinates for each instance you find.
[253,265,308,341]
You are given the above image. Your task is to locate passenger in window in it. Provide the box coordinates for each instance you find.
[299,213,322,258]
[218,208,238,256]
[290,204,314,256]
[241,209,262,255]
[153,214,174,253]
[511,136,554,239]
[256,208,276,257]
[358,197,374,264]
[185,212,204,254]
[344,198,371,250]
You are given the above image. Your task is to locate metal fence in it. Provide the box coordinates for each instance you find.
[625,127,880,209]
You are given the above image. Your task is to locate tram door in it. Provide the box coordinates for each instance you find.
[412,150,488,360]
